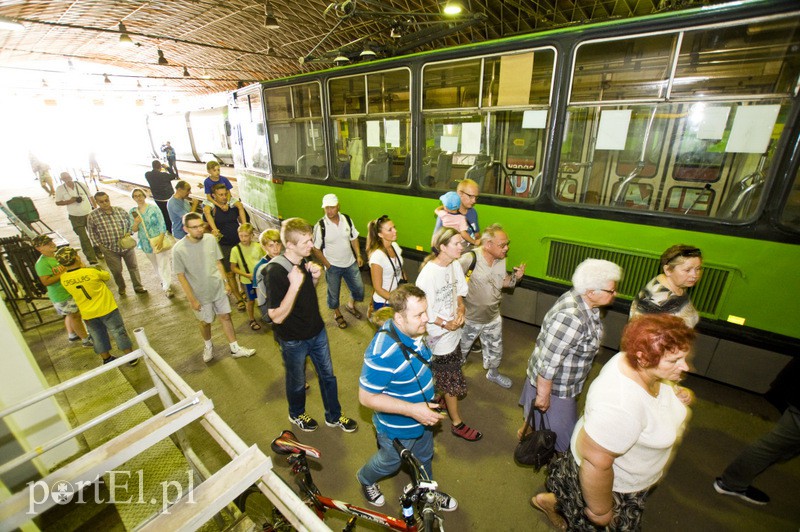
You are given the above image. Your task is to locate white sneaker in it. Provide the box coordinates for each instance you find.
[486,370,512,389]
[231,345,256,358]
[202,345,214,362]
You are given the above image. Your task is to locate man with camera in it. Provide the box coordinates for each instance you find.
[55,172,99,265]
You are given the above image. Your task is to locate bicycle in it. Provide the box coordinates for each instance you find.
[235,430,448,531]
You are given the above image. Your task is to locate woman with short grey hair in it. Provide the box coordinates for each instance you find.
[518,258,622,452]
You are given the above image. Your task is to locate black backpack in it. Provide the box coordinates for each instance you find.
[255,254,294,323]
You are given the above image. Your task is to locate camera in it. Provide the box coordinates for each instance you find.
[74,196,82,203]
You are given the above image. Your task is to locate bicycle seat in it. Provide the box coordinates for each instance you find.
[270,430,321,459]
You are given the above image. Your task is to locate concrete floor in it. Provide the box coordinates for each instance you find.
[5,167,800,531]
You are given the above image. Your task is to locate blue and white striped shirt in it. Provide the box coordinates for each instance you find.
[360,320,435,440]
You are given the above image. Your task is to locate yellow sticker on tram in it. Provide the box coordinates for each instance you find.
[726,315,746,325]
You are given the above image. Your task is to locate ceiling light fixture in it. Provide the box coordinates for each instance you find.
[183,66,190,77]
[390,26,402,39]
[443,0,463,15]
[41,79,48,88]
[118,22,134,45]
[157,49,168,65]
[137,80,142,88]
[200,69,212,79]
[334,54,349,65]
[67,59,75,70]
[360,45,376,59]
[103,74,111,84]
[264,1,279,29]
[0,15,24,31]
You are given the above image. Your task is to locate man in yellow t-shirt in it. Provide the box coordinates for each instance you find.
[56,247,137,366]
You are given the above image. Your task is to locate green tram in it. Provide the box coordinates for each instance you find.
[227,0,800,392]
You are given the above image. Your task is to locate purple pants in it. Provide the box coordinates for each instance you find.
[519,378,578,453]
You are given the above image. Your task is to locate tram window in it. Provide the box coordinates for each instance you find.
[557,101,791,222]
[423,59,481,110]
[238,91,270,171]
[329,69,411,186]
[481,50,555,107]
[571,34,676,102]
[673,18,800,98]
[264,82,326,179]
[779,165,800,232]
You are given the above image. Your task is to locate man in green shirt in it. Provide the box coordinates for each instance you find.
[33,234,92,347]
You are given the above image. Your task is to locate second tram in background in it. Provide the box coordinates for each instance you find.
[221,0,799,392]
[146,105,234,166]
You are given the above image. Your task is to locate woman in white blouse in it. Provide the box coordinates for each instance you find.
[366,215,405,312]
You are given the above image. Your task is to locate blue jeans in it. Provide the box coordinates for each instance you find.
[720,405,800,490]
[278,329,341,423]
[326,262,364,309]
[85,309,132,355]
[358,430,434,486]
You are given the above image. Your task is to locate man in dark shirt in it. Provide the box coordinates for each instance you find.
[144,160,176,232]
[265,217,357,434]
[161,141,178,177]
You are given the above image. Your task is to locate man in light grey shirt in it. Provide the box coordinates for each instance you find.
[457,224,525,388]
[173,212,255,363]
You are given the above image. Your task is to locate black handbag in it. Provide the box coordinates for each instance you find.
[514,404,556,470]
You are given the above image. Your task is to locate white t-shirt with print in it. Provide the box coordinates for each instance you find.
[415,261,468,356]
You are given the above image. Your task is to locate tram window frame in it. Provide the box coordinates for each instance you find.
[778,164,800,233]
[263,81,327,180]
[328,67,412,187]
[558,14,800,224]
[420,47,556,201]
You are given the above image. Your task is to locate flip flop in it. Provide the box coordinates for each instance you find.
[249,319,262,331]
[236,299,246,312]
[344,305,362,320]
[334,314,348,329]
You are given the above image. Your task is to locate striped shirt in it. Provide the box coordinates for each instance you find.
[87,206,134,253]
[527,288,603,398]
[359,320,434,440]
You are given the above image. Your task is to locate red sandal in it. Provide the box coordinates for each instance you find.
[451,422,482,442]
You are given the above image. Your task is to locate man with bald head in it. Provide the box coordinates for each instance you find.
[433,178,481,247]
[55,171,98,265]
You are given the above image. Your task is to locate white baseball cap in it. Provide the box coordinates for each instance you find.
[321,194,339,208]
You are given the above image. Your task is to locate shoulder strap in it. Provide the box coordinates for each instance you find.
[382,325,430,368]
[235,244,250,274]
[464,250,477,283]
[266,254,294,274]
[343,213,355,239]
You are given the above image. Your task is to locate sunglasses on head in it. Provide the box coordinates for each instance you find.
[665,247,701,264]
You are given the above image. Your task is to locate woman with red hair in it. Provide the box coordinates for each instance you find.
[532,314,696,531]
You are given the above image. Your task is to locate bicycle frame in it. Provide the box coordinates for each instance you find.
[271,430,444,532]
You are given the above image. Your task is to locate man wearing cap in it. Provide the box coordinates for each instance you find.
[55,172,99,265]
[144,160,176,233]
[33,235,93,348]
[312,194,365,329]
[87,191,147,296]
[433,178,481,247]
[55,247,137,366]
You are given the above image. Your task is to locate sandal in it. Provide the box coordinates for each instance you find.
[334,313,348,329]
[236,299,246,312]
[344,305,362,320]
[531,494,567,530]
[249,320,262,331]
[451,422,482,442]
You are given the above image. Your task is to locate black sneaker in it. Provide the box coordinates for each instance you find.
[713,478,769,505]
[359,476,385,507]
[102,356,117,365]
[325,415,358,432]
[289,413,319,432]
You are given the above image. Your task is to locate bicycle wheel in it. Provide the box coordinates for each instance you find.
[234,485,293,532]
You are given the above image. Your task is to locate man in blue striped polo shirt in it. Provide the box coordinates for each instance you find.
[356,284,457,511]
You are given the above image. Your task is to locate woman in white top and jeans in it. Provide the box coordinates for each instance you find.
[532,313,695,531]
[366,215,405,312]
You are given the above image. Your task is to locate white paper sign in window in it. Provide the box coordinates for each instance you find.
[596,110,632,150]
[461,122,482,154]
[440,135,459,152]
[385,120,400,148]
[725,105,780,154]
[696,106,731,140]
[522,109,548,129]
[367,120,381,147]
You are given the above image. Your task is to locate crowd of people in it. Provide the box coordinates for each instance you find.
[32,166,797,530]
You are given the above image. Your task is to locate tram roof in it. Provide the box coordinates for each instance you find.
[0,0,751,98]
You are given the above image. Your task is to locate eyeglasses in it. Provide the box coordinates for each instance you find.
[186,224,204,230]
[597,288,617,295]
[461,192,478,200]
